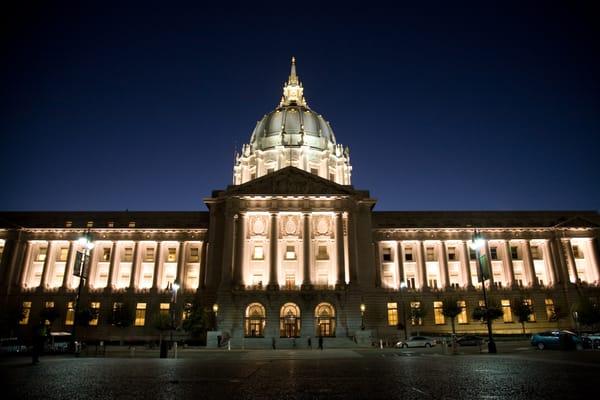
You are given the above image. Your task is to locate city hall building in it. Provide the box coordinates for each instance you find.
[1,59,599,347]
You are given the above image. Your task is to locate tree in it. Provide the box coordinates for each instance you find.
[0,303,25,337]
[410,303,427,335]
[512,298,534,335]
[75,308,98,327]
[181,299,211,342]
[152,312,173,357]
[108,302,134,345]
[471,299,503,324]
[40,306,60,330]
[441,297,463,335]
[574,296,600,331]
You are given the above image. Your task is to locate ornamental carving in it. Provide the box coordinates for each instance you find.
[313,215,333,238]
[249,215,268,237]
[281,215,300,237]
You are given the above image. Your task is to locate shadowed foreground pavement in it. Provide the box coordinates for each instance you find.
[1,348,599,399]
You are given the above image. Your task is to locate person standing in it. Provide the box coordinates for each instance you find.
[272,337,276,350]
[307,337,312,349]
[318,335,323,350]
[31,321,46,364]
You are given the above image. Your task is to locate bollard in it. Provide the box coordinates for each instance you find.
[173,342,178,359]
[379,339,383,349]
[228,340,231,351]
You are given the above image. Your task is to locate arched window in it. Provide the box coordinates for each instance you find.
[279,303,301,338]
[244,303,266,337]
[315,302,336,337]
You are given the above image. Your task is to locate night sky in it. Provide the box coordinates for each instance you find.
[1,3,599,212]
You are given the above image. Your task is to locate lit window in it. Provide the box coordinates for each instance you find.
[20,302,32,325]
[189,247,199,262]
[252,246,264,260]
[134,303,147,326]
[433,301,444,325]
[447,247,456,261]
[285,245,296,260]
[90,302,100,326]
[382,248,392,262]
[387,302,398,326]
[426,247,435,262]
[65,302,75,326]
[490,247,498,260]
[167,248,177,262]
[316,245,329,260]
[123,247,133,262]
[457,301,468,324]
[502,299,512,322]
[65,221,72,228]
[410,301,422,326]
[102,248,111,262]
[144,247,155,262]
[524,299,536,322]
[37,247,48,262]
[545,299,555,321]
[58,247,69,262]
[107,221,114,228]
[160,303,170,317]
[87,221,94,228]
[128,221,136,228]
[404,248,413,262]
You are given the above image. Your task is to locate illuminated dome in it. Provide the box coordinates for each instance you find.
[234,57,352,185]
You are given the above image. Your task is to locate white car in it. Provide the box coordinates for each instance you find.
[395,336,436,348]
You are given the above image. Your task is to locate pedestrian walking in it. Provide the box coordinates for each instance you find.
[31,321,46,364]
[318,335,323,350]
[307,337,312,349]
[272,337,276,350]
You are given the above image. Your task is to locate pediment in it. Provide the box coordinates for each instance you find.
[554,216,600,228]
[226,166,357,196]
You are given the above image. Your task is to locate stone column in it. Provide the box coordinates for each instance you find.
[335,212,346,288]
[523,240,538,287]
[502,240,516,288]
[439,241,449,289]
[198,241,207,290]
[483,241,495,289]
[268,212,279,290]
[61,241,76,289]
[373,242,381,288]
[302,213,313,289]
[551,237,570,285]
[233,213,246,289]
[128,241,140,290]
[562,239,578,283]
[107,241,119,290]
[152,242,163,290]
[542,240,557,286]
[176,241,187,287]
[461,241,473,288]
[40,241,55,289]
[19,241,33,288]
[396,241,405,287]
[346,209,359,285]
[585,238,600,283]
[84,246,96,289]
[417,241,428,290]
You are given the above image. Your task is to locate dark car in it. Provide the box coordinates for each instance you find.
[531,330,583,350]
[456,335,484,346]
[581,333,600,349]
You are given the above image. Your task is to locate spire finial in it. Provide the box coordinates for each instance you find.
[280,56,308,107]
[289,56,298,85]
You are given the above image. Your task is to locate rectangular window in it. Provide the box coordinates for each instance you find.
[310,168,318,175]
[510,246,519,260]
[102,248,111,262]
[404,248,413,262]
[252,246,264,260]
[250,172,256,180]
[123,247,133,262]
[410,301,422,326]
[90,302,100,326]
[572,245,582,259]
[87,221,94,228]
[429,278,438,289]
[128,221,136,228]
[20,302,32,325]
[135,303,147,326]
[447,247,456,261]
[329,173,335,181]
[285,274,295,289]
[316,245,329,260]
[58,247,69,262]
[434,301,444,324]
[317,273,328,286]
[502,299,512,322]
[457,301,468,324]
[531,246,541,259]
[285,245,296,260]
[469,248,476,260]
[545,299,555,321]
[387,302,398,326]
[144,247,155,262]
[65,302,75,326]
[37,247,48,262]
[382,247,392,262]
[167,248,177,262]
[267,168,274,174]
[189,247,199,262]
[160,303,170,317]
[524,299,536,322]
[490,247,498,260]
[426,247,435,262]
[252,274,263,287]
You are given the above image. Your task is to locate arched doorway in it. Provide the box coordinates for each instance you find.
[315,303,336,337]
[280,303,301,338]
[244,303,266,337]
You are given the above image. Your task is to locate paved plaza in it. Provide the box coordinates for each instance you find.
[2,342,600,399]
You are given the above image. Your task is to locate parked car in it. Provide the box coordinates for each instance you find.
[581,333,600,349]
[456,335,484,346]
[395,336,436,348]
[0,337,28,355]
[531,330,583,350]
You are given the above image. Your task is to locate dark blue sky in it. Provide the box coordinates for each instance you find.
[1,2,599,212]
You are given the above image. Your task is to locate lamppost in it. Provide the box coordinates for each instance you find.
[470,230,497,354]
[360,303,366,330]
[169,280,180,356]
[212,303,219,329]
[399,281,408,340]
[71,231,94,353]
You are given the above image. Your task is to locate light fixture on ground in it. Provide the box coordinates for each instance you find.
[360,303,366,330]
[71,231,94,353]
[470,230,497,354]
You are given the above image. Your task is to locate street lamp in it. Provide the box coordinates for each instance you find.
[169,280,180,356]
[213,303,219,329]
[360,303,366,330]
[71,231,94,353]
[470,230,497,354]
